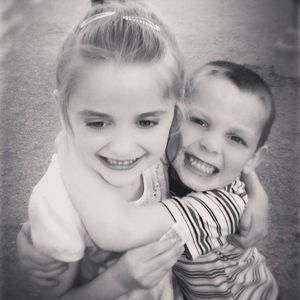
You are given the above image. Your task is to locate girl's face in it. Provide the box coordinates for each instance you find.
[172,76,267,192]
[67,62,175,187]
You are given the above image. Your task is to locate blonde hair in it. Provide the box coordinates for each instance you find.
[56,0,184,128]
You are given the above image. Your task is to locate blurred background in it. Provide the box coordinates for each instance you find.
[1,0,299,299]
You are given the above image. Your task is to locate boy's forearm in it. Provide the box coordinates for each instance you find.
[59,261,129,300]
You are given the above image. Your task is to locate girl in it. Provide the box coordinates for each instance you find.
[25,1,185,299]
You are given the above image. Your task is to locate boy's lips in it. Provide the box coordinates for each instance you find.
[184,153,219,176]
[98,155,142,170]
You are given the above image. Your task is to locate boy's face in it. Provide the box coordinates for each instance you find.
[66,62,175,187]
[173,76,268,192]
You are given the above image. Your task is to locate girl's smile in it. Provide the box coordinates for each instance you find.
[67,62,176,187]
[98,155,143,171]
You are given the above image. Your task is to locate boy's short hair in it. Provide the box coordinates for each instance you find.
[185,60,276,148]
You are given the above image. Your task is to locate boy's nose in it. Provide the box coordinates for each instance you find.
[198,134,221,155]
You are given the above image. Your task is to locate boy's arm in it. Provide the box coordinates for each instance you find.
[228,171,269,248]
[39,262,79,300]
[59,238,183,300]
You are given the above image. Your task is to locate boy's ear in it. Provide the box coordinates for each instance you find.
[243,145,268,174]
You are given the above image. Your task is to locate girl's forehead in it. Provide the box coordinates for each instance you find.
[73,60,178,99]
[68,62,176,115]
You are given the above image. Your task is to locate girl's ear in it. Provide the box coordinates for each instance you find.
[53,89,68,132]
[243,145,268,174]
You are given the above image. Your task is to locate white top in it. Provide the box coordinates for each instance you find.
[28,155,177,300]
[29,154,164,262]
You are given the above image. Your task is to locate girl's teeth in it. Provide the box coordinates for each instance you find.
[106,158,137,166]
[188,155,216,175]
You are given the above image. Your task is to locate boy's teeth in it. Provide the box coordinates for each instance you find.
[188,155,216,175]
[106,158,137,166]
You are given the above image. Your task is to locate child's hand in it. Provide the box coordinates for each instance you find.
[116,237,184,291]
[228,171,269,248]
[16,222,68,287]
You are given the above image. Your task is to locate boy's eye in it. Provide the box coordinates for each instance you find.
[228,135,246,146]
[190,117,208,128]
[137,119,158,128]
[86,120,110,129]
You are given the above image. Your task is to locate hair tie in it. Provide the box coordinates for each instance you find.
[79,11,116,29]
[122,16,160,32]
[79,11,160,33]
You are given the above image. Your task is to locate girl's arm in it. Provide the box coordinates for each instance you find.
[228,171,269,248]
[57,132,176,252]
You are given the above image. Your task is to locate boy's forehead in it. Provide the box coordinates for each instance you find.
[189,76,269,133]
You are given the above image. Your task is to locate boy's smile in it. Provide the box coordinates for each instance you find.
[67,62,175,187]
[173,76,268,192]
[184,153,218,176]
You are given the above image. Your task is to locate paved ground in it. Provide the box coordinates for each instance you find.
[1,0,299,299]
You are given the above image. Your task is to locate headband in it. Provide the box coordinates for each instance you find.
[79,11,161,32]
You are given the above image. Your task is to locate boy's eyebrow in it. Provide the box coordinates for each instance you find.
[139,111,168,118]
[228,127,254,137]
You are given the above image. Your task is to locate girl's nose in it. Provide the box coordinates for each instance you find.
[108,131,136,157]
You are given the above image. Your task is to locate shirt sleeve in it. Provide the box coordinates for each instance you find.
[162,186,247,260]
[28,155,85,262]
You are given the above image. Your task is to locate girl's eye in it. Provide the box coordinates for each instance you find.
[86,121,110,129]
[137,120,158,128]
[228,135,246,146]
[190,117,208,128]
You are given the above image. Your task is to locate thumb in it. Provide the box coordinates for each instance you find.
[239,214,253,236]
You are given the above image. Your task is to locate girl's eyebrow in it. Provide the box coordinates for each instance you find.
[139,111,168,118]
[79,110,112,119]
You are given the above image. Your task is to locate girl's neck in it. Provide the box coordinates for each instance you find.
[115,175,144,203]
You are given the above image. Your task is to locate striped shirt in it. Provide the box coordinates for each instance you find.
[163,179,278,300]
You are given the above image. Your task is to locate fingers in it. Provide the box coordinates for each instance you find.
[30,265,68,280]
[239,215,253,236]
[142,241,184,273]
[135,237,182,262]
[29,275,59,288]
[228,224,267,249]
[227,234,248,249]
[17,223,65,272]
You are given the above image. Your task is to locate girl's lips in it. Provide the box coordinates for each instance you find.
[184,153,219,176]
[98,155,142,170]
